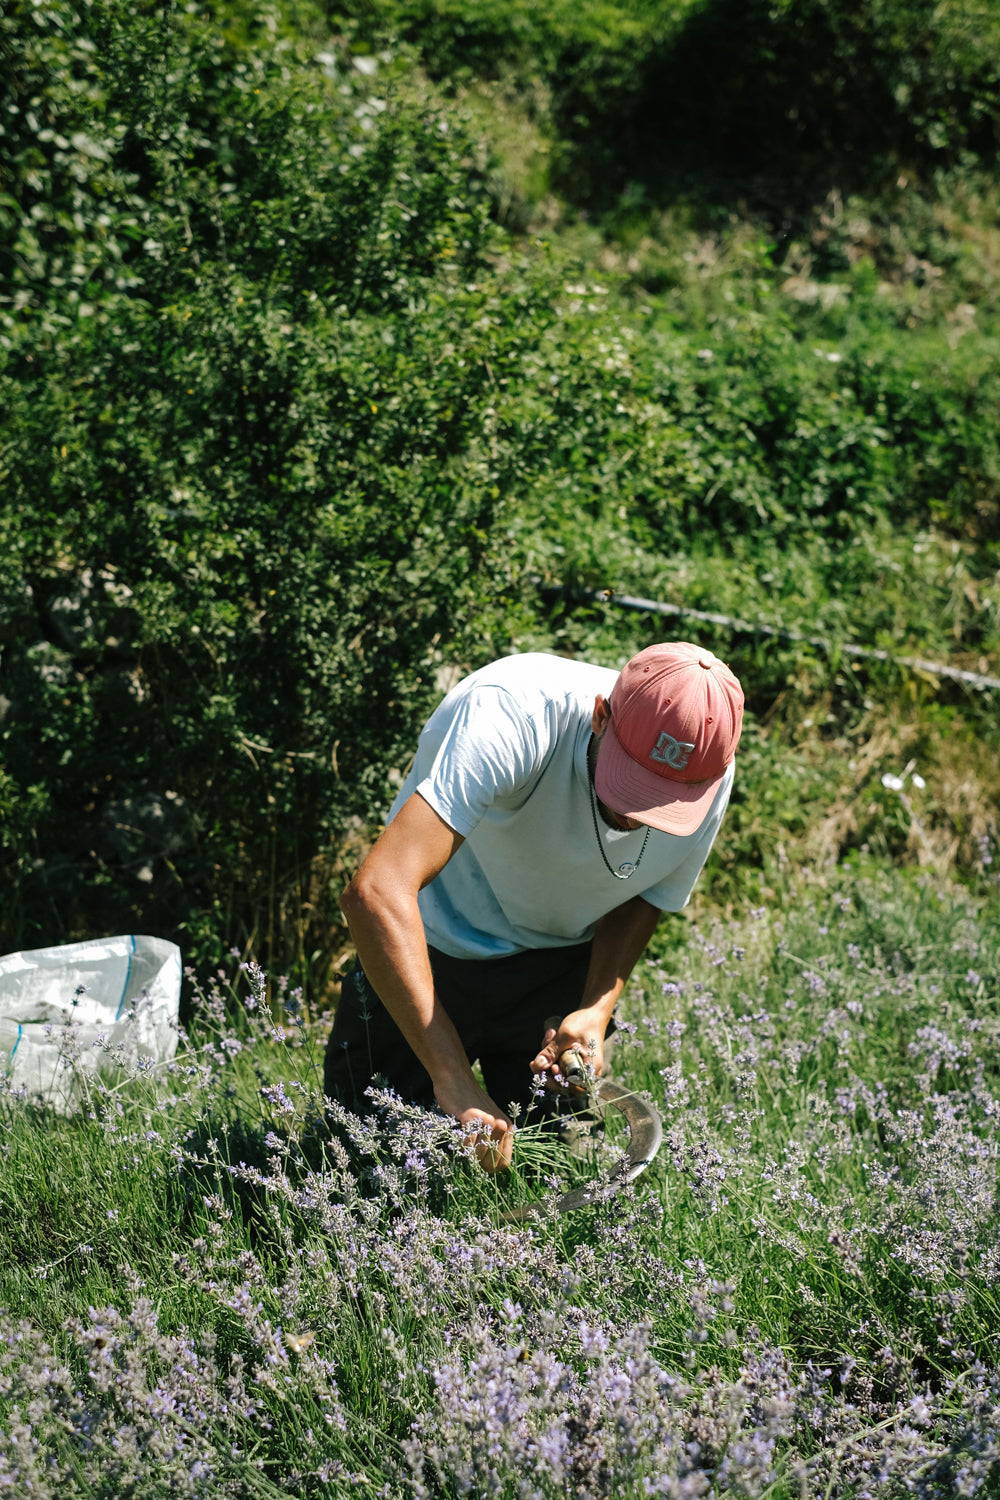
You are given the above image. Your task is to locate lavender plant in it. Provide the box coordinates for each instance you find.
[1,862,998,1497]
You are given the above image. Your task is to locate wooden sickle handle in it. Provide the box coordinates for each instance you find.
[542,1015,589,1089]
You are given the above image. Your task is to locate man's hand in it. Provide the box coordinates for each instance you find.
[434,1074,515,1174]
[529,897,660,1097]
[530,1007,607,1092]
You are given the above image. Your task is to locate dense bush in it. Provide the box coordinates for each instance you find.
[643,0,1000,197]
[0,0,580,978]
[2,0,998,986]
[335,0,683,87]
[346,0,1000,208]
[506,264,999,634]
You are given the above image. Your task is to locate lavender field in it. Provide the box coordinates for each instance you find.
[4,0,1000,1493]
[2,857,998,1498]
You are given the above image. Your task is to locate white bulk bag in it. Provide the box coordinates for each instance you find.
[0,934,182,1111]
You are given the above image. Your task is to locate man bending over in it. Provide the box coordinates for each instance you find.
[324,643,744,1169]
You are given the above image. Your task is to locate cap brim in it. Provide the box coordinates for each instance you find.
[594,721,726,837]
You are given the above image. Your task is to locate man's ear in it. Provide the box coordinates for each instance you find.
[591,694,611,736]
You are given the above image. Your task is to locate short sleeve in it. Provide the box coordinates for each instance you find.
[414,685,547,839]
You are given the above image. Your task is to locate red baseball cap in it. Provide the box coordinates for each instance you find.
[594,643,744,836]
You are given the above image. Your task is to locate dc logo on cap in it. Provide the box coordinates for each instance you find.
[650,731,695,771]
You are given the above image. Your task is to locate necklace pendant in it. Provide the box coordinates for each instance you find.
[588,755,651,881]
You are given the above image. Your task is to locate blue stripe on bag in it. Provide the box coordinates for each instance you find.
[115,935,136,1021]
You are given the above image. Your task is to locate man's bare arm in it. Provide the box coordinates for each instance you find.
[339,791,514,1168]
[530,894,661,1082]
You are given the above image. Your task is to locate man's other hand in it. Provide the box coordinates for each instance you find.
[434,1076,515,1174]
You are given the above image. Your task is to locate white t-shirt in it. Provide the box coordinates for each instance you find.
[387,653,734,960]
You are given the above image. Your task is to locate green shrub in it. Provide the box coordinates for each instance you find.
[349,0,1000,210]
[506,263,999,645]
[0,0,557,979]
[3,0,998,990]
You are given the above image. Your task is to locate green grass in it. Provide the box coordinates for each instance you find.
[2,860,998,1494]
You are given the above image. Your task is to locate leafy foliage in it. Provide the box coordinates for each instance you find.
[2,0,998,987]
[0,0,568,974]
[344,0,1000,207]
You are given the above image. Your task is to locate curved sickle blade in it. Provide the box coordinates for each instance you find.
[502,1078,663,1222]
[549,1077,663,1214]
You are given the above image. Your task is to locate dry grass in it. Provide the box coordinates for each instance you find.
[795,701,1000,880]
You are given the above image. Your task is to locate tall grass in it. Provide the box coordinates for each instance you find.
[1,853,998,1496]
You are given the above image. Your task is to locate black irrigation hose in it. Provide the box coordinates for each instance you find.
[550,586,1000,695]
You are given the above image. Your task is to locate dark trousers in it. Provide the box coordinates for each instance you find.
[323,941,605,1118]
